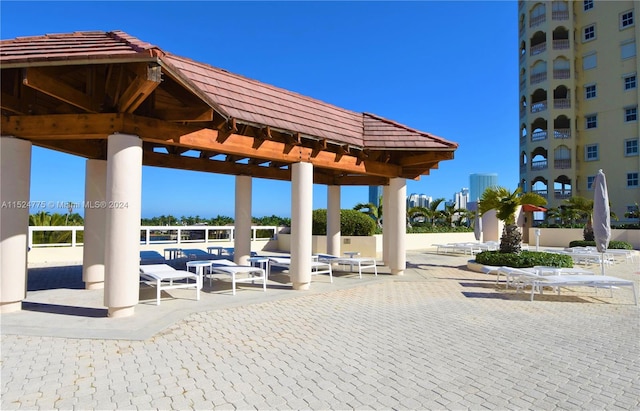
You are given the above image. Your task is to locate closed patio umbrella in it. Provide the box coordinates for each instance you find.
[592,169,611,275]
[474,214,482,241]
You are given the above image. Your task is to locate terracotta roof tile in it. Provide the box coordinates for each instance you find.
[363,113,458,150]
[0,31,159,65]
[1,30,459,153]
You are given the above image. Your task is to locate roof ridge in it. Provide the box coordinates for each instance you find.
[108,30,162,56]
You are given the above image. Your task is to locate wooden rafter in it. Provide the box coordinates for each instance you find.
[22,67,100,113]
[117,63,162,113]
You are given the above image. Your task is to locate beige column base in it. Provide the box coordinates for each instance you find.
[390,269,405,276]
[85,281,104,290]
[0,301,22,314]
[292,282,311,291]
[108,306,135,318]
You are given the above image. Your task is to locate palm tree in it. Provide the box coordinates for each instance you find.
[424,198,445,227]
[478,187,546,253]
[353,202,382,227]
[441,203,463,227]
[562,196,594,239]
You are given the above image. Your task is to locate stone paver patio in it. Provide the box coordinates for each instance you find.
[1,251,639,410]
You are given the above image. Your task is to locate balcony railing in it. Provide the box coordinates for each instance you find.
[553,39,569,49]
[553,98,570,109]
[554,158,571,169]
[552,10,569,20]
[532,189,548,198]
[554,128,571,139]
[532,130,548,141]
[531,159,548,170]
[27,225,279,248]
[520,78,526,90]
[530,43,547,56]
[520,164,527,173]
[520,107,526,118]
[531,72,547,85]
[554,191,572,199]
[553,69,570,79]
[530,14,546,27]
[531,101,548,113]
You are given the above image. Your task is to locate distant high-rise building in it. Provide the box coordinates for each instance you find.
[453,188,470,210]
[368,186,382,207]
[407,193,431,208]
[470,173,498,202]
[519,1,639,222]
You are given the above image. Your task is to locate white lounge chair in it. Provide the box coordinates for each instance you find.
[267,257,333,283]
[139,264,201,305]
[315,254,377,278]
[207,259,267,295]
[497,266,637,303]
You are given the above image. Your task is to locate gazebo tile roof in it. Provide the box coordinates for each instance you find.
[1,30,458,153]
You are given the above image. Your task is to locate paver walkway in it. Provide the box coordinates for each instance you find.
[2,251,639,410]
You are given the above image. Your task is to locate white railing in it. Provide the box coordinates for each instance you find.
[28,225,279,248]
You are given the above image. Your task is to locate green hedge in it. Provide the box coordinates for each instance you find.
[312,209,376,236]
[475,251,574,268]
[568,240,633,250]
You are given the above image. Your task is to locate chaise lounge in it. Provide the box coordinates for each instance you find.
[139,264,201,305]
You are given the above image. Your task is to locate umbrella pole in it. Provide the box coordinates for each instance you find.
[601,252,605,275]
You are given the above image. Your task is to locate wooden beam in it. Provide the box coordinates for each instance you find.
[31,139,107,159]
[118,63,162,113]
[23,67,99,113]
[174,128,401,178]
[399,150,454,166]
[153,107,214,122]
[143,151,291,181]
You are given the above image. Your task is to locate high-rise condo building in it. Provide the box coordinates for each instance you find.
[519,0,639,223]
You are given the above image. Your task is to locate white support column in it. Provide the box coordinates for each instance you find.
[290,162,313,290]
[0,137,32,313]
[234,175,252,266]
[104,134,142,318]
[382,184,390,266]
[327,185,341,257]
[83,159,107,290]
[388,178,406,275]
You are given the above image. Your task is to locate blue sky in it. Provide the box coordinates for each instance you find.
[1,1,518,218]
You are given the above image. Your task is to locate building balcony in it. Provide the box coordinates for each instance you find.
[553,69,570,79]
[552,10,569,20]
[555,190,572,199]
[532,189,548,198]
[531,160,548,170]
[532,130,548,141]
[530,43,546,56]
[520,78,526,90]
[531,101,547,113]
[554,128,571,139]
[531,72,547,85]
[530,14,546,28]
[553,39,569,49]
[553,98,570,109]
[554,158,571,169]
[520,164,527,173]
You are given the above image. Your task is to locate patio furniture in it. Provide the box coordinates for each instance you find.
[497,266,637,303]
[139,264,201,305]
[208,259,267,295]
[267,257,333,283]
[315,253,377,278]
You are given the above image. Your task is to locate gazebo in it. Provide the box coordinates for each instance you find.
[0,31,458,317]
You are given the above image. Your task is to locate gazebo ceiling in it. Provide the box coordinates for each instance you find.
[0,31,458,186]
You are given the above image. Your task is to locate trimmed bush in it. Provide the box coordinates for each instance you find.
[475,251,574,268]
[312,209,376,236]
[568,240,633,250]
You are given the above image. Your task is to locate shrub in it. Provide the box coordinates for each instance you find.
[475,251,574,268]
[311,209,376,236]
[568,240,633,250]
